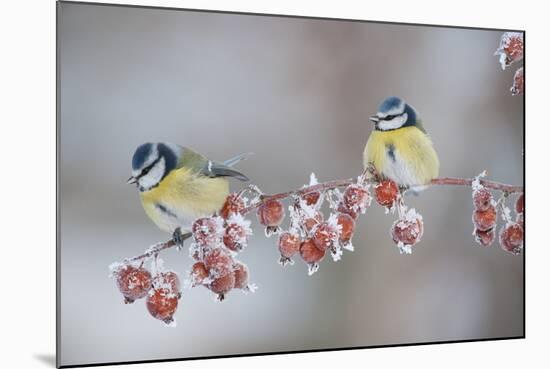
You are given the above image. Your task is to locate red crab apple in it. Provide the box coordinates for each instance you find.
[208,273,236,300]
[153,271,181,298]
[337,201,358,220]
[190,262,209,286]
[303,210,324,233]
[500,223,524,255]
[375,180,399,208]
[204,248,235,278]
[257,199,285,227]
[391,218,424,246]
[498,32,524,68]
[192,217,220,246]
[233,262,249,290]
[115,265,152,304]
[343,184,370,213]
[516,194,524,215]
[300,238,325,264]
[511,67,524,96]
[473,188,493,212]
[146,288,178,324]
[220,193,245,219]
[473,206,497,231]
[278,232,301,260]
[336,213,355,243]
[312,222,339,251]
[223,223,248,252]
[474,228,495,247]
[302,191,321,206]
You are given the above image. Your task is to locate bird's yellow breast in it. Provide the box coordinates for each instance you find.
[363,126,439,186]
[139,167,229,232]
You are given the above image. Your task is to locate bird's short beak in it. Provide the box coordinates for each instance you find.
[369,115,380,123]
[127,176,137,185]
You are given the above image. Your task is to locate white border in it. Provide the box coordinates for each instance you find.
[1,1,548,368]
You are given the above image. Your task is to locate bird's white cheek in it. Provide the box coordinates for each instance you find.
[139,157,166,190]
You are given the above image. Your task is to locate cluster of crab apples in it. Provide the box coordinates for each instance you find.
[273,178,426,268]
[187,207,253,301]
[111,173,523,326]
[111,263,181,325]
[495,32,524,96]
[471,185,524,254]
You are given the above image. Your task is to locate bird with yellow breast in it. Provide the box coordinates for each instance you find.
[127,142,250,246]
[364,96,439,191]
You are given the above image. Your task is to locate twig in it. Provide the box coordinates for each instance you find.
[124,240,176,263]
[119,173,522,263]
[241,178,355,214]
[430,177,523,193]
[124,236,189,264]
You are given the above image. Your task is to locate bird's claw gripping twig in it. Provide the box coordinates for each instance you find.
[364,163,382,183]
[172,227,188,250]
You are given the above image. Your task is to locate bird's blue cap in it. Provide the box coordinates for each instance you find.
[378,96,405,114]
[132,142,154,170]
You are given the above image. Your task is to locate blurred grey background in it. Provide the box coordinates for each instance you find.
[58,2,524,367]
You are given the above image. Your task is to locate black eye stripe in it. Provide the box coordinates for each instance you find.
[381,113,401,121]
[138,157,161,178]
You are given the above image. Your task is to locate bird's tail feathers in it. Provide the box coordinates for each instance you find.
[223,152,254,167]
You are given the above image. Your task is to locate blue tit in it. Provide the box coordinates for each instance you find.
[128,142,250,242]
[364,96,439,189]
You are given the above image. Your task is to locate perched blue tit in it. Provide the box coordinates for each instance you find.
[128,142,250,243]
[364,97,439,189]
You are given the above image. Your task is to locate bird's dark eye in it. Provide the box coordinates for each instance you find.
[139,156,162,178]
[383,114,399,121]
[141,165,154,176]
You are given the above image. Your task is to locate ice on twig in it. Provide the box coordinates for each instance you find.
[309,172,319,186]
[150,257,165,276]
[471,170,488,191]
[327,213,342,233]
